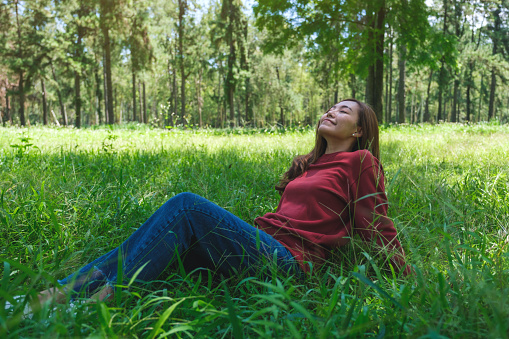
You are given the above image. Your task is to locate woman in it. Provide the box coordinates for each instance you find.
[40,98,408,304]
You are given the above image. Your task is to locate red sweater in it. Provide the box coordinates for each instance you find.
[255,149,408,274]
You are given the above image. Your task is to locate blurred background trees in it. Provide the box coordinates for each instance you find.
[0,0,508,127]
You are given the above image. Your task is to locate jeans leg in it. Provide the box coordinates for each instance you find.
[57,248,114,294]
[59,192,300,296]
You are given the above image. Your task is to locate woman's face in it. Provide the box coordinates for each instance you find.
[318,101,362,143]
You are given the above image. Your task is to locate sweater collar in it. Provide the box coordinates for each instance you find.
[316,151,348,163]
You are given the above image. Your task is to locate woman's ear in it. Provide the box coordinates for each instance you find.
[355,127,363,137]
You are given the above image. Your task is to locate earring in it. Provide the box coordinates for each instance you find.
[352,133,355,136]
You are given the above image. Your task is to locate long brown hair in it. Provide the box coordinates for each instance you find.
[275,99,380,194]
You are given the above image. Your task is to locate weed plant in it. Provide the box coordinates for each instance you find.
[0,123,508,337]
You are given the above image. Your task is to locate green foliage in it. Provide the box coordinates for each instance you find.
[9,134,37,159]
[1,0,509,127]
[1,124,508,337]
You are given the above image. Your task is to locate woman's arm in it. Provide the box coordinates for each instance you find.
[351,156,411,276]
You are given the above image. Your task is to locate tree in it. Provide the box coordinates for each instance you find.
[436,0,452,122]
[364,0,385,122]
[254,0,428,124]
[224,0,246,126]
[176,0,191,124]
[486,3,508,120]
[65,0,96,127]
[0,0,52,126]
[99,0,119,124]
[211,0,247,127]
[387,0,431,124]
[128,0,153,123]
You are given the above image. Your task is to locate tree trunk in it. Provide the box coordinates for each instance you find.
[18,71,25,126]
[166,57,172,127]
[64,105,68,126]
[444,95,447,119]
[226,1,237,128]
[75,70,81,127]
[245,76,250,123]
[178,0,187,125]
[465,84,471,122]
[365,8,374,111]
[465,62,473,122]
[488,69,496,120]
[437,60,445,122]
[373,4,385,123]
[132,71,137,122]
[138,81,142,122]
[143,81,147,123]
[99,0,114,124]
[154,99,159,127]
[180,64,186,125]
[350,73,356,98]
[115,87,119,123]
[397,44,406,123]
[478,70,484,121]
[217,61,223,128]
[41,79,48,125]
[228,86,234,127]
[172,56,178,126]
[424,70,433,122]
[103,31,114,124]
[364,4,385,123]
[103,52,109,124]
[450,0,463,123]
[74,22,84,128]
[276,67,284,126]
[50,109,60,126]
[388,34,393,123]
[51,63,67,126]
[240,18,250,124]
[197,69,203,128]
[384,41,389,122]
[410,83,416,124]
[14,1,25,126]
[419,94,424,123]
[5,94,10,125]
[120,97,124,123]
[488,8,501,121]
[366,63,374,108]
[451,76,459,122]
[437,0,449,122]
[95,65,103,124]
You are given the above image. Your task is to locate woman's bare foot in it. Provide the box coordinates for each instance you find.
[37,284,113,307]
[37,287,67,305]
[89,285,114,303]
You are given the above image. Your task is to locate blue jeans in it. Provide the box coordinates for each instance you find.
[58,192,301,296]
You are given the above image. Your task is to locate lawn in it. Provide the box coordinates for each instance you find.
[1,123,508,338]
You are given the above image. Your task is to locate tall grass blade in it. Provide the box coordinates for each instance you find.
[352,272,404,310]
[146,298,186,339]
[223,283,244,339]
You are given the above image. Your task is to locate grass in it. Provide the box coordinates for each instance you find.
[0,122,508,338]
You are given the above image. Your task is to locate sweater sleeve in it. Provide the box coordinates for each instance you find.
[351,154,410,276]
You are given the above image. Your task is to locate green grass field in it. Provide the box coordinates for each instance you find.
[1,123,508,338]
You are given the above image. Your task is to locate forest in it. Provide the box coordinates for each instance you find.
[0,0,508,128]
